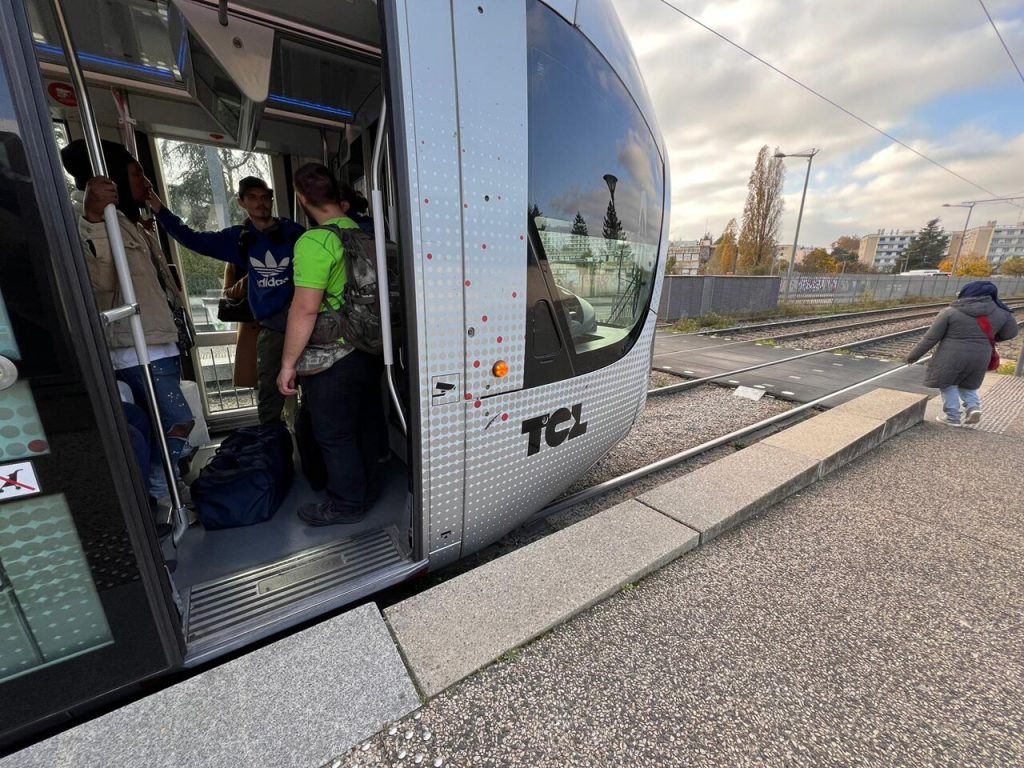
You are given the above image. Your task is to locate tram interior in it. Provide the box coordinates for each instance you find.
[27,0,416,651]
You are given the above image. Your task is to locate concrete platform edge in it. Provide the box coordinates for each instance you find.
[386,388,929,703]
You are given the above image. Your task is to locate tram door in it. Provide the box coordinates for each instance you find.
[0,1,178,749]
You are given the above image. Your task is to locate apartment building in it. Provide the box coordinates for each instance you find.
[954,221,1024,268]
[667,235,713,275]
[857,229,916,270]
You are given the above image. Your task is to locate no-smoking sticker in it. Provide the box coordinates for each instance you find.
[0,461,41,501]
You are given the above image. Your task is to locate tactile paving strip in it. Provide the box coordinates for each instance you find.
[973,375,1024,435]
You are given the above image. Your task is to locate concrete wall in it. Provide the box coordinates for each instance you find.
[658,276,780,321]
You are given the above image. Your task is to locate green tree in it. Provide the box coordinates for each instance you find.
[666,255,677,274]
[602,199,631,263]
[902,218,950,270]
[529,203,546,231]
[571,211,588,236]
[705,218,738,274]
[737,145,785,274]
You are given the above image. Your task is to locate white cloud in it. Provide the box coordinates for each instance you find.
[613,0,1024,246]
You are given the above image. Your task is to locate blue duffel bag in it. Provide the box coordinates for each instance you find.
[191,423,294,530]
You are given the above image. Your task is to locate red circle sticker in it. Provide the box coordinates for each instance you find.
[48,82,77,107]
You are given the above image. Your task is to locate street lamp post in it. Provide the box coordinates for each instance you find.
[941,202,975,276]
[775,148,819,302]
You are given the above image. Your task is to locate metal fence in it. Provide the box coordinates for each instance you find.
[780,273,1024,306]
[658,276,780,321]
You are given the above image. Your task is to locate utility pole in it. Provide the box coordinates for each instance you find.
[775,149,819,302]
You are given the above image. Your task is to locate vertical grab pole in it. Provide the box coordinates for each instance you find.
[49,0,188,541]
[370,98,407,434]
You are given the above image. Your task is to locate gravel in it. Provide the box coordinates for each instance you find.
[773,317,938,352]
[376,384,794,608]
[715,305,947,340]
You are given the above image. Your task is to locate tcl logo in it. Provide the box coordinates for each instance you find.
[521,403,588,456]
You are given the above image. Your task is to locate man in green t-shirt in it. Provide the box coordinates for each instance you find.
[278,163,385,525]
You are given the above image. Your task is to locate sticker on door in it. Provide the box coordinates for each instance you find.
[0,461,40,501]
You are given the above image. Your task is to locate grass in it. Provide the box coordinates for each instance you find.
[996,361,1019,375]
[756,338,778,347]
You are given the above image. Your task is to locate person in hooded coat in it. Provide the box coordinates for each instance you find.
[906,281,1018,426]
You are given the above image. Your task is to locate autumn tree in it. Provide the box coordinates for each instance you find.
[737,145,785,274]
[799,248,837,273]
[705,219,738,274]
[938,254,992,277]
[833,235,861,255]
[902,218,950,271]
[1000,256,1024,277]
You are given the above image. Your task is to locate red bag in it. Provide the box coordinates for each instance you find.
[976,316,1000,371]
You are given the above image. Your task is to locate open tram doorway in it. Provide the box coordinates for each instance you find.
[27,0,422,663]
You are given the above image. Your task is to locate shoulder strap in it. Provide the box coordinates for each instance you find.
[975,316,996,347]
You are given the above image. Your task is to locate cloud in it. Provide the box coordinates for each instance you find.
[613,0,1024,245]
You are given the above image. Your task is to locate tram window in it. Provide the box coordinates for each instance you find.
[526,0,663,372]
[154,139,274,413]
[154,138,275,329]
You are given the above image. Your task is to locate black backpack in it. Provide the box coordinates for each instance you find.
[310,224,384,356]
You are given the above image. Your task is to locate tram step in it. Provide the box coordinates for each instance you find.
[183,526,420,665]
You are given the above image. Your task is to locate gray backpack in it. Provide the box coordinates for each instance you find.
[306,224,383,356]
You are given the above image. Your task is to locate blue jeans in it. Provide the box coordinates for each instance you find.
[122,400,152,493]
[300,349,385,514]
[939,386,980,423]
[117,356,193,497]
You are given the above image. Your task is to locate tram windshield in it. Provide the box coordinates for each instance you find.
[526,0,664,361]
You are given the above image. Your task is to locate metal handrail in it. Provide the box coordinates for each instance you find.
[370,97,407,434]
[51,0,188,542]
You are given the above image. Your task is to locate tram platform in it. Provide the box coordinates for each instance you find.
[652,329,934,404]
[4,376,1023,767]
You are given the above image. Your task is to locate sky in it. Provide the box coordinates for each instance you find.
[613,0,1024,248]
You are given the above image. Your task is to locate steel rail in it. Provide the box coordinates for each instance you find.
[540,355,933,518]
[690,301,953,337]
[651,304,1024,397]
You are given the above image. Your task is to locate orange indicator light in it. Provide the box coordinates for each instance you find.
[492,360,509,378]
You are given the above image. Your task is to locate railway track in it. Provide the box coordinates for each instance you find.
[385,307,1023,604]
[700,302,954,342]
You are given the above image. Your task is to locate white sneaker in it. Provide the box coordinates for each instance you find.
[964,409,981,426]
[935,414,962,427]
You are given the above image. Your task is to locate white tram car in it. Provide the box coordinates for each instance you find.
[0,0,667,746]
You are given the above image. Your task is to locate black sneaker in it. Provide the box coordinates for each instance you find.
[298,501,365,526]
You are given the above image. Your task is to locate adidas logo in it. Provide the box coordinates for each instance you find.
[250,251,291,288]
[250,251,290,277]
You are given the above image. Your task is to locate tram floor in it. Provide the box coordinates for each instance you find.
[173,450,410,592]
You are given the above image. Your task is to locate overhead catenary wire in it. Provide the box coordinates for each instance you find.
[654,0,1010,201]
[977,0,1024,86]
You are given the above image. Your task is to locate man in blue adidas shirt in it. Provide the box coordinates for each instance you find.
[148,177,304,425]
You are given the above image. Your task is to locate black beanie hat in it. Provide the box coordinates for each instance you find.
[60,139,142,223]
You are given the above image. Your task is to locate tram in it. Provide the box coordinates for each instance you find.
[0,0,667,748]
